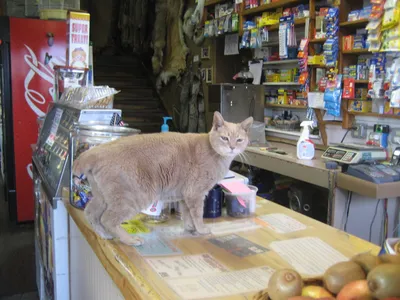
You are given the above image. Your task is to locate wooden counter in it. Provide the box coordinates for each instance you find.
[337,172,400,199]
[65,197,379,300]
[239,143,340,189]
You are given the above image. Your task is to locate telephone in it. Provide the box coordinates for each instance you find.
[391,147,400,165]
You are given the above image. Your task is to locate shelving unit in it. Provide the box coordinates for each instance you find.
[263,59,298,65]
[204,0,226,7]
[309,38,327,44]
[348,112,400,119]
[263,82,302,86]
[241,0,301,16]
[342,49,371,54]
[265,104,307,109]
[339,19,368,28]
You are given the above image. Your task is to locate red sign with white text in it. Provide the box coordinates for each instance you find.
[10,18,66,221]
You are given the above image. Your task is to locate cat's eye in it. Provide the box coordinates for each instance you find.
[237,138,244,143]
[221,136,229,141]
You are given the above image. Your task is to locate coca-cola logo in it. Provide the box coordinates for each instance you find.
[23,45,65,180]
[23,44,65,117]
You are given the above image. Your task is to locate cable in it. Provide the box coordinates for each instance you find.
[369,199,381,242]
[344,192,352,232]
[383,198,388,243]
[340,128,351,143]
[342,191,351,230]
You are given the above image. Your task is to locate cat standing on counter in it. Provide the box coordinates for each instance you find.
[73,112,253,246]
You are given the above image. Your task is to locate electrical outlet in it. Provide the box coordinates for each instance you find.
[352,123,368,139]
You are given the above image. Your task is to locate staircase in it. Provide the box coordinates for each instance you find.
[94,55,166,133]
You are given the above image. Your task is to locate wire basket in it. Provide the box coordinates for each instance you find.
[272,119,300,131]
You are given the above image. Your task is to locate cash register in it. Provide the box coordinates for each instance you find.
[322,144,400,184]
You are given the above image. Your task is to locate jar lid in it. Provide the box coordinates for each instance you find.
[76,124,141,136]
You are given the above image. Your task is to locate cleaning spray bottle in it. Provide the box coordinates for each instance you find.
[297,121,315,160]
[161,117,172,132]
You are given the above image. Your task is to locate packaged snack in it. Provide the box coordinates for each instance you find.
[348,100,372,112]
[348,10,360,21]
[343,35,354,51]
[343,78,356,99]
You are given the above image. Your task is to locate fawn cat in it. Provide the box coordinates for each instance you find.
[73,112,253,245]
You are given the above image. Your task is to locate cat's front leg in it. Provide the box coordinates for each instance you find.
[185,198,211,235]
[180,201,195,232]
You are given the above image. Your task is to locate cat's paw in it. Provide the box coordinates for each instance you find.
[195,226,211,235]
[94,226,113,240]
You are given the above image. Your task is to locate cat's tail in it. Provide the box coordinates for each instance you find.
[72,150,97,177]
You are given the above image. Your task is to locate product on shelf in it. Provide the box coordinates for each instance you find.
[58,86,119,109]
[348,99,372,112]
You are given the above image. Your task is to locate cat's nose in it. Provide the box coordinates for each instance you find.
[230,146,235,150]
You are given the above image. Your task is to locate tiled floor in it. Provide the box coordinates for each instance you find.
[0,183,37,298]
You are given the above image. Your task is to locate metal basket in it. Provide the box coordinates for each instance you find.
[272,120,300,131]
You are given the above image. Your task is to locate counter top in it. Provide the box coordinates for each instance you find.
[65,196,379,300]
[337,172,400,199]
[239,143,340,189]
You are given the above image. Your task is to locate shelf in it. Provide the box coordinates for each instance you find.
[309,38,326,44]
[355,80,369,84]
[242,0,301,16]
[320,121,342,126]
[263,59,298,65]
[342,49,371,54]
[265,103,307,109]
[309,64,327,68]
[262,17,307,31]
[340,19,368,29]
[265,127,320,139]
[348,112,400,119]
[204,0,225,7]
[263,82,302,86]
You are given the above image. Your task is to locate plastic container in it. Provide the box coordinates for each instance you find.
[224,185,258,218]
[39,0,79,20]
[203,186,223,218]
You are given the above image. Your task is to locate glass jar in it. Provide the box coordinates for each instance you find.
[70,124,141,209]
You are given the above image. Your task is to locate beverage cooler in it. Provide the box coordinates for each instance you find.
[0,17,67,222]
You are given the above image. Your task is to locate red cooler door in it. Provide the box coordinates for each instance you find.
[10,18,66,221]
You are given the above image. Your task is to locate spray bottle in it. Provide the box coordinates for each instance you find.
[161,117,173,132]
[297,121,315,160]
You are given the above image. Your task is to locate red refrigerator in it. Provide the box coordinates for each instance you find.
[0,17,67,222]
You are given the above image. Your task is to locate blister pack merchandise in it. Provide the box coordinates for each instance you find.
[58,86,119,109]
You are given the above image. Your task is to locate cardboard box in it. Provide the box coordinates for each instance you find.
[67,11,90,68]
[343,35,354,51]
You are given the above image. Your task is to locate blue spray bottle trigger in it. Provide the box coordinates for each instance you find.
[161,117,173,132]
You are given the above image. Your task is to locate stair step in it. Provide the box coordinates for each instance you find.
[114,102,161,110]
[96,79,150,88]
[94,55,140,65]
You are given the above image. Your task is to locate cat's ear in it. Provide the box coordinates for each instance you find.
[240,116,253,132]
[213,111,225,130]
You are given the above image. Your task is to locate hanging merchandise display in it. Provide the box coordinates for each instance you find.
[279,15,296,59]
[323,8,339,73]
[324,75,343,117]
[389,56,400,108]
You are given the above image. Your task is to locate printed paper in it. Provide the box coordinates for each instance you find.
[46,108,63,146]
[146,254,229,279]
[224,33,239,56]
[208,220,261,236]
[133,233,182,256]
[257,213,307,234]
[166,266,275,300]
[208,234,268,257]
[270,237,348,276]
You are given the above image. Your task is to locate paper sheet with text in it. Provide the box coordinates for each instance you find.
[166,266,275,300]
[146,254,229,279]
[270,237,348,276]
[257,213,307,234]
